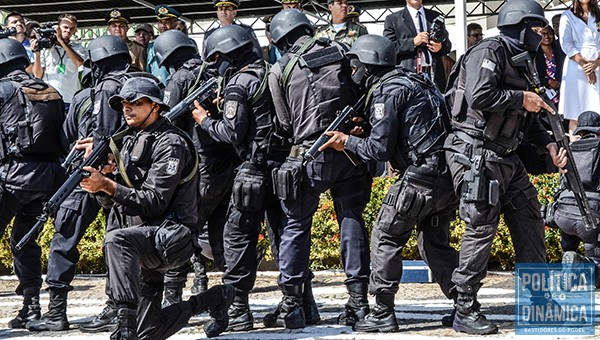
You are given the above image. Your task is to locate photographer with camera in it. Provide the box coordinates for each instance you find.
[31,14,84,111]
[383,0,451,91]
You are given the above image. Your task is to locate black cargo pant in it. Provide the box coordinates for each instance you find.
[45,189,102,291]
[0,188,48,294]
[369,164,459,298]
[223,156,286,293]
[164,155,236,287]
[445,133,547,289]
[104,223,196,340]
[279,150,371,287]
[554,200,600,287]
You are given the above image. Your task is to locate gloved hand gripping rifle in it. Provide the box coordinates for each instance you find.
[512,51,597,231]
[303,94,366,165]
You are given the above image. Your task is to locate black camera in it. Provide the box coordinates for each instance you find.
[429,16,447,43]
[34,23,57,51]
[0,27,17,39]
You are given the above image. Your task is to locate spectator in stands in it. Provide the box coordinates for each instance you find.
[134,23,154,48]
[176,19,189,35]
[105,9,146,71]
[315,0,368,47]
[282,0,303,10]
[558,0,600,137]
[31,14,85,111]
[261,15,281,64]
[4,12,35,69]
[466,22,483,48]
[552,13,562,39]
[536,25,565,106]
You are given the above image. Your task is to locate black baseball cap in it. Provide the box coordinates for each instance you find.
[574,111,600,135]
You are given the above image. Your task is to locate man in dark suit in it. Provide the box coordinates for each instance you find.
[383,0,451,91]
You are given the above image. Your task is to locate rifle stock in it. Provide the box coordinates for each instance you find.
[512,52,597,231]
[304,94,366,165]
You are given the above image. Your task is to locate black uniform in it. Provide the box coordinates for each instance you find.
[0,70,65,296]
[162,58,239,293]
[269,35,371,290]
[552,133,600,287]
[199,59,287,298]
[102,116,199,339]
[344,68,459,299]
[46,69,130,293]
[445,36,552,291]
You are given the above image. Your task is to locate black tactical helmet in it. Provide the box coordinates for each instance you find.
[154,29,197,67]
[0,38,29,67]
[204,25,254,61]
[574,111,600,135]
[84,35,131,67]
[270,9,314,45]
[347,35,396,67]
[497,0,548,28]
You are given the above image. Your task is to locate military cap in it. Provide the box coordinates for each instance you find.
[282,0,302,3]
[214,0,240,8]
[155,4,182,20]
[105,9,130,24]
[134,23,154,34]
[574,111,600,135]
[109,77,169,112]
[347,5,362,17]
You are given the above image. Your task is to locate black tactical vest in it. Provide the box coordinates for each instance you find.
[0,77,64,161]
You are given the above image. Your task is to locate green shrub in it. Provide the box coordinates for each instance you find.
[0,173,567,274]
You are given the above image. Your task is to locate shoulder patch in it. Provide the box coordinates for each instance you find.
[163,91,171,106]
[224,101,238,119]
[166,157,180,175]
[481,58,496,72]
[373,103,385,120]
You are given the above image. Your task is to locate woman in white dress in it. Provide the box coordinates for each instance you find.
[559,0,600,135]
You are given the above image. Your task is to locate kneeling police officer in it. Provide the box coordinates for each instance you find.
[78,77,234,339]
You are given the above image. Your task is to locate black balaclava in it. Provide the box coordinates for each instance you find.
[0,59,26,78]
[164,48,198,74]
[91,55,129,85]
[275,27,311,54]
[500,20,545,53]
[214,47,257,79]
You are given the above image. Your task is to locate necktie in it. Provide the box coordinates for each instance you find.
[416,11,431,65]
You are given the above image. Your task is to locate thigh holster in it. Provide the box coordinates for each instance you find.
[232,161,267,211]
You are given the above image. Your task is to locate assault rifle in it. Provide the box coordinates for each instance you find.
[304,94,366,165]
[512,51,597,231]
[16,77,219,250]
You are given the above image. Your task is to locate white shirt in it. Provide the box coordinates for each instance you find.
[40,42,85,104]
[406,5,427,33]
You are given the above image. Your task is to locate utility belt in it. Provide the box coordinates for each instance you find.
[288,139,316,158]
[455,128,513,157]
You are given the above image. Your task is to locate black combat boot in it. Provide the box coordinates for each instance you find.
[190,255,209,295]
[226,292,254,331]
[190,284,235,338]
[353,294,398,333]
[337,282,370,326]
[109,306,138,340]
[79,300,118,333]
[263,285,305,329]
[441,289,457,327]
[303,277,321,325]
[162,283,183,307]
[26,288,69,331]
[452,285,497,335]
[8,287,41,329]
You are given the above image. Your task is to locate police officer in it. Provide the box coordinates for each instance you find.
[202,0,261,61]
[320,35,459,332]
[267,9,371,328]
[444,0,568,334]
[0,38,65,330]
[553,111,600,288]
[75,76,234,339]
[315,0,368,47]
[155,29,237,305]
[191,24,290,332]
[27,35,134,332]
